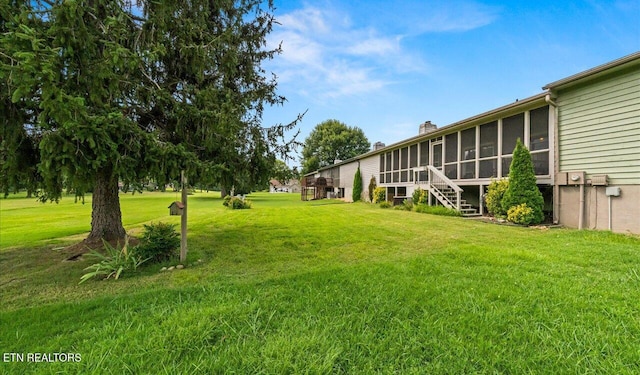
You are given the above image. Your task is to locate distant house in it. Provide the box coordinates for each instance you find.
[303,52,640,233]
[269,179,301,193]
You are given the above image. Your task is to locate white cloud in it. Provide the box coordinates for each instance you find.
[267,1,498,102]
[268,5,410,101]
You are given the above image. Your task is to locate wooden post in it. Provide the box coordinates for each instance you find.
[180,170,188,263]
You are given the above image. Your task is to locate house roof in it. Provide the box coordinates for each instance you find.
[305,92,548,176]
[305,52,639,177]
[543,51,640,90]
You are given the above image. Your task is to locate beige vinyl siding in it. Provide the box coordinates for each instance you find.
[557,66,640,184]
[339,161,358,201]
[359,155,379,186]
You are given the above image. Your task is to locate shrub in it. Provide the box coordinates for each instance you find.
[412,188,427,205]
[80,237,146,284]
[379,201,392,209]
[485,178,509,217]
[413,204,462,217]
[223,196,252,209]
[372,187,386,204]
[507,203,537,225]
[367,175,377,202]
[136,222,180,263]
[352,166,363,202]
[395,199,413,211]
[501,139,544,224]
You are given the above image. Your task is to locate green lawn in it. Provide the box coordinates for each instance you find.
[1,191,639,374]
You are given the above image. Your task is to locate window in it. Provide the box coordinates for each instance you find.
[409,144,418,168]
[501,157,512,177]
[393,149,400,171]
[419,141,429,166]
[379,173,385,183]
[445,164,457,179]
[400,171,408,182]
[479,121,497,158]
[461,161,475,179]
[379,154,384,172]
[432,143,442,168]
[445,133,458,163]
[530,106,549,151]
[502,113,524,155]
[385,153,392,172]
[393,171,399,182]
[532,152,549,175]
[400,147,408,169]
[460,128,476,161]
[479,159,497,178]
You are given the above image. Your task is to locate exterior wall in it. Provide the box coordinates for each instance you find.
[359,155,379,202]
[558,185,640,234]
[556,66,640,184]
[339,161,358,202]
[555,64,640,233]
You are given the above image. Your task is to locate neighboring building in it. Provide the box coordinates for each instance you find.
[303,52,640,234]
[269,179,301,193]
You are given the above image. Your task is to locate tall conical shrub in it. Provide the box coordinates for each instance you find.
[501,139,544,224]
[352,165,362,202]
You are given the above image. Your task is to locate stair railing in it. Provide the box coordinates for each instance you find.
[426,166,462,211]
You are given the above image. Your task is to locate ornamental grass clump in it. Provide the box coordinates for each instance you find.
[79,237,146,284]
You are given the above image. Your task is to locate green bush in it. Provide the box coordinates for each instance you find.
[413,204,462,217]
[507,203,536,226]
[501,139,544,224]
[395,199,413,211]
[412,188,427,205]
[368,175,377,202]
[223,196,252,209]
[379,201,392,209]
[485,179,509,217]
[352,166,363,202]
[80,237,146,284]
[136,222,180,263]
[372,187,386,204]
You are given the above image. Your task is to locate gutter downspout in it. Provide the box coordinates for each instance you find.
[545,94,560,225]
[579,184,585,230]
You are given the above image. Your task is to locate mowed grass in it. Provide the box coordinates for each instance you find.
[1,191,640,374]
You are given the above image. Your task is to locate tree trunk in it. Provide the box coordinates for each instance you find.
[220,186,228,198]
[87,168,126,242]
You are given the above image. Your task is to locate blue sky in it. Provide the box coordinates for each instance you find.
[261,0,640,165]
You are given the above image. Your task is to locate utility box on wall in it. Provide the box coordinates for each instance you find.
[591,174,608,186]
[605,186,621,197]
[567,171,586,185]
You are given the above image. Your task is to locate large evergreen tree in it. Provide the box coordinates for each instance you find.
[1,0,299,243]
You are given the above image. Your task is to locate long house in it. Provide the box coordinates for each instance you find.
[303,52,640,234]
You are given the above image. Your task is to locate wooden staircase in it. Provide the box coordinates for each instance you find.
[429,185,480,217]
[418,166,481,217]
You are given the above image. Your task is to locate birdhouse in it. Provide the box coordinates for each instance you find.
[168,201,184,216]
